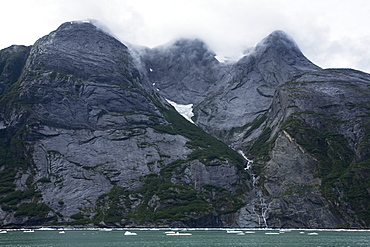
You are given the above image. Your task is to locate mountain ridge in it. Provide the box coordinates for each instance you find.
[0,21,369,228]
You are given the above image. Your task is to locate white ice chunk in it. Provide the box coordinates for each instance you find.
[150,68,153,72]
[165,99,195,124]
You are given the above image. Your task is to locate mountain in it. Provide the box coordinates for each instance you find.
[0,21,369,228]
[0,21,246,227]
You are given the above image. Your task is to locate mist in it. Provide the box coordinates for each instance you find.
[1,0,370,72]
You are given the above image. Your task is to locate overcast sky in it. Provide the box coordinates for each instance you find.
[2,0,370,72]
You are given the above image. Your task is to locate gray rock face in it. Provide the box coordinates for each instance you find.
[0,22,369,228]
[141,30,320,148]
[235,132,338,228]
[182,160,239,192]
[26,22,134,81]
[32,127,192,217]
[20,21,159,129]
[142,38,221,105]
[268,68,370,159]
[0,45,31,96]
[259,132,341,228]
[0,21,247,227]
[197,31,320,143]
[140,30,369,228]
[254,68,370,227]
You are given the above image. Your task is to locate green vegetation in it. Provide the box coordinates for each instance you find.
[70,212,92,225]
[242,125,278,175]
[246,127,276,161]
[0,169,16,195]
[37,177,51,183]
[243,115,267,140]
[292,110,324,116]
[160,159,187,178]
[282,116,370,225]
[0,187,39,205]
[242,114,277,165]
[319,104,340,109]
[329,159,370,225]
[93,175,246,225]
[94,186,131,224]
[125,175,219,223]
[0,120,42,214]
[283,117,353,179]
[0,46,30,91]
[202,184,227,193]
[152,102,244,170]
[89,98,248,225]
[339,159,370,224]
[0,73,51,223]
[124,175,212,223]
[201,184,244,214]
[15,202,52,218]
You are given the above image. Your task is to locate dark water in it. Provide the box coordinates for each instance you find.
[0,229,369,247]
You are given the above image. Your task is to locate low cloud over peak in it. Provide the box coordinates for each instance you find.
[1,0,370,73]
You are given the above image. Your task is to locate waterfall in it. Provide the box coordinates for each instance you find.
[237,150,253,170]
[259,195,271,228]
[252,174,257,187]
[238,150,269,228]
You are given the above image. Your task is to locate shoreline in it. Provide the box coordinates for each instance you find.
[1,227,369,231]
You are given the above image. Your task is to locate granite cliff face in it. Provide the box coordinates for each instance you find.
[142,31,321,148]
[261,69,370,227]
[0,21,369,228]
[0,21,246,227]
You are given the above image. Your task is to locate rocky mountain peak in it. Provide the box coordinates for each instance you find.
[39,20,124,52]
[151,38,217,65]
[0,22,369,228]
[26,21,133,81]
[256,30,300,52]
[170,38,215,56]
[141,38,220,105]
[235,30,321,86]
[253,30,320,72]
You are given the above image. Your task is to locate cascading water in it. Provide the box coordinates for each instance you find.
[238,150,270,228]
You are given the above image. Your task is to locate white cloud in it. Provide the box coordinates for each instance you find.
[1,0,370,72]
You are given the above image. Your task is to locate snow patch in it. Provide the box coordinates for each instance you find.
[214,54,244,63]
[214,55,229,63]
[165,99,195,124]
[214,46,254,63]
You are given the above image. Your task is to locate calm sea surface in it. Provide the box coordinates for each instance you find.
[0,229,369,247]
